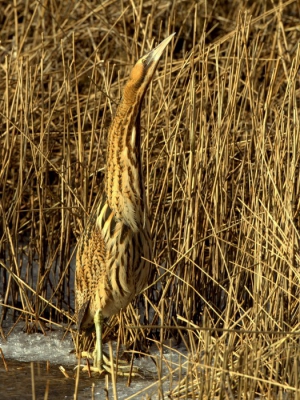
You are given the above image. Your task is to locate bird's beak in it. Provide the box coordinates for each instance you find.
[144,33,176,68]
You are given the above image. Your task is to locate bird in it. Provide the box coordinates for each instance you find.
[75,32,175,375]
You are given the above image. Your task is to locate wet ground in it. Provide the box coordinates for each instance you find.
[0,327,183,399]
[1,360,77,399]
[0,358,161,399]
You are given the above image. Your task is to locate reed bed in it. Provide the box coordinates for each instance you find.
[1,0,300,398]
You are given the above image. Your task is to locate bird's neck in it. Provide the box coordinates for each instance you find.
[105,93,145,232]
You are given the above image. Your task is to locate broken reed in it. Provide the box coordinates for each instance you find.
[1,0,300,397]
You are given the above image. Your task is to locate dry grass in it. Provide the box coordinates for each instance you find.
[1,0,300,398]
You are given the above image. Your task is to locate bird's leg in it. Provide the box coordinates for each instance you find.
[81,309,105,374]
[81,309,143,376]
[94,308,103,371]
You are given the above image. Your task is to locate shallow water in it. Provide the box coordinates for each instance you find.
[0,327,185,399]
[0,358,164,400]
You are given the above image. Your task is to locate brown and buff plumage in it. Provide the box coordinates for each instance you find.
[75,33,175,374]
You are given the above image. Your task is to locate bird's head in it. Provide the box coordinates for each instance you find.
[124,33,175,103]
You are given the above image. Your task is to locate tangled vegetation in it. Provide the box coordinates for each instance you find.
[0,0,300,398]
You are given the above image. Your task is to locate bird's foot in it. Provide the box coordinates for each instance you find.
[80,351,143,377]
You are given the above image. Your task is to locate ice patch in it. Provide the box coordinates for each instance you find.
[0,330,76,365]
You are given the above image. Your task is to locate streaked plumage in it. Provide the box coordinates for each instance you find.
[75,33,175,374]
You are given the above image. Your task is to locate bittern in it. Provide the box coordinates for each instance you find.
[75,33,175,374]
